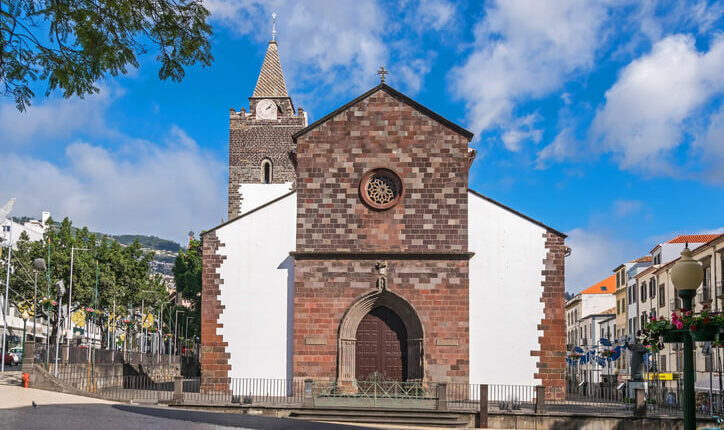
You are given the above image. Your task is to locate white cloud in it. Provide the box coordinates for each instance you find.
[614,200,643,217]
[402,0,457,32]
[566,228,633,294]
[450,0,609,141]
[0,127,226,244]
[0,88,120,147]
[203,0,446,102]
[693,107,724,183]
[204,0,388,94]
[592,34,724,175]
[536,128,579,168]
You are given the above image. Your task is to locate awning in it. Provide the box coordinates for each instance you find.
[695,377,724,393]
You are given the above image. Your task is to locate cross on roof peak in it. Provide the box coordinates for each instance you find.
[271,12,278,41]
[377,66,389,84]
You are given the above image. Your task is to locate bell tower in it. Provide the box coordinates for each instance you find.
[227,20,307,219]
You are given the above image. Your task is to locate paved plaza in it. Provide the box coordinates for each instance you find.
[1,371,465,430]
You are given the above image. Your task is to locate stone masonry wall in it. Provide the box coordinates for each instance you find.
[293,259,469,384]
[295,89,470,253]
[533,232,567,400]
[199,231,231,393]
[228,110,305,219]
[293,88,471,384]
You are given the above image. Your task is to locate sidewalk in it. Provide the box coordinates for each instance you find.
[0,371,113,409]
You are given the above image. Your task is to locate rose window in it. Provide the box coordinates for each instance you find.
[360,168,403,210]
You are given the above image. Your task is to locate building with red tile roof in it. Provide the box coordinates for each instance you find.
[666,234,721,244]
[580,274,616,295]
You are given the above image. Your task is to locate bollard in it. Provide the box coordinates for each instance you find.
[303,379,314,407]
[535,385,546,413]
[22,373,29,388]
[173,376,184,404]
[633,387,646,417]
[479,384,488,429]
[436,383,448,411]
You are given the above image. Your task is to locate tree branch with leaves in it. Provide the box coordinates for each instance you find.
[0,0,213,110]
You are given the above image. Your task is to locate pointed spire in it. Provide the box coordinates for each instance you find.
[252,14,288,98]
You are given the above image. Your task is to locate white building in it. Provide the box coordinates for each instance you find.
[199,38,569,393]
[0,211,50,247]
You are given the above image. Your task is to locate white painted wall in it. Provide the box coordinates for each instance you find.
[1,219,45,247]
[581,294,615,319]
[238,182,294,215]
[468,191,548,386]
[214,192,296,382]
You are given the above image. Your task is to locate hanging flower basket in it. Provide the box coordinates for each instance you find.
[39,296,57,310]
[691,324,719,342]
[661,328,687,343]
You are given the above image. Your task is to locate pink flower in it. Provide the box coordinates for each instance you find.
[675,321,684,330]
[651,316,656,321]
[686,311,692,316]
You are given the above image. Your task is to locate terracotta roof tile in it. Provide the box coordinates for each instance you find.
[629,256,652,263]
[581,274,616,295]
[666,234,722,244]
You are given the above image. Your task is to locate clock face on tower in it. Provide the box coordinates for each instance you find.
[256,99,278,120]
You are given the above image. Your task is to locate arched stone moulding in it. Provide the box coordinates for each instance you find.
[337,289,424,385]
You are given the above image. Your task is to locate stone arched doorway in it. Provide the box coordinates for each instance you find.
[355,306,408,381]
[338,290,424,383]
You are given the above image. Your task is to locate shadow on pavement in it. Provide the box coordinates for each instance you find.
[113,404,374,429]
[0,403,377,430]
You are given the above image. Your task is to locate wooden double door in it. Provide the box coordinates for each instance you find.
[355,306,408,381]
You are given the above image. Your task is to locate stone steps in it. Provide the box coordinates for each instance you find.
[289,408,470,428]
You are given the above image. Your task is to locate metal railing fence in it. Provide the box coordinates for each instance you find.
[52,364,175,402]
[181,378,305,405]
[547,384,631,413]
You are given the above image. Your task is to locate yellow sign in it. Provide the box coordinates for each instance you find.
[71,310,86,327]
[17,299,36,317]
[646,373,679,381]
[142,313,154,329]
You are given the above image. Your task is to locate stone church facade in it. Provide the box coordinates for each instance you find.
[201,39,567,397]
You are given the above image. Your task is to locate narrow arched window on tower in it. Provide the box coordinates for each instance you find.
[262,159,272,184]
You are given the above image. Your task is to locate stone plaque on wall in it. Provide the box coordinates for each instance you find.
[305,337,327,345]
[435,338,459,347]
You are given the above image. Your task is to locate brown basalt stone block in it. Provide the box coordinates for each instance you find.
[199,231,231,393]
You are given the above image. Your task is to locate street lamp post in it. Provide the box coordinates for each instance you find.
[21,310,29,360]
[139,290,157,355]
[671,244,704,430]
[53,280,65,377]
[174,309,184,357]
[67,247,89,342]
[1,222,12,373]
[185,315,193,354]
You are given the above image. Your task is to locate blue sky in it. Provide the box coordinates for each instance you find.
[1,0,723,293]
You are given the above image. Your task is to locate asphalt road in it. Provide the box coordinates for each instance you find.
[0,403,377,430]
